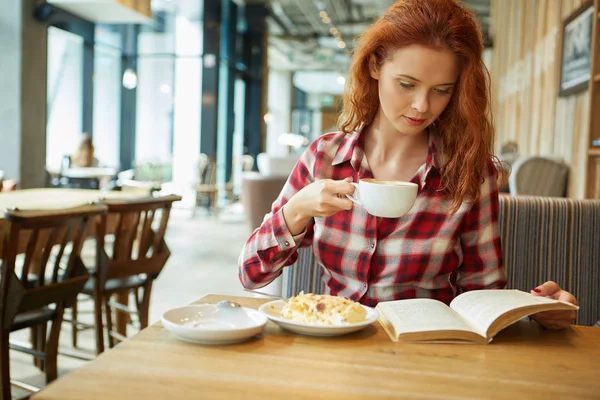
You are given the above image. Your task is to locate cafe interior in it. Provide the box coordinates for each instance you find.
[1,0,599,398]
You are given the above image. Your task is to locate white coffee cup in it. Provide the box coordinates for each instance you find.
[345,178,418,218]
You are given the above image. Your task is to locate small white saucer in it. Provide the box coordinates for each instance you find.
[161,304,268,345]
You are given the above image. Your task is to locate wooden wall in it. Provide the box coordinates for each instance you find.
[490,0,590,198]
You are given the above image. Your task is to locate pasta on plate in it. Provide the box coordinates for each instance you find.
[280,292,367,326]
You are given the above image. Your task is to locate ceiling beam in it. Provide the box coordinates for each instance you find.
[269,0,298,35]
[294,0,327,35]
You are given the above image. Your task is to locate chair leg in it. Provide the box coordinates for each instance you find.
[94,293,105,355]
[36,323,47,373]
[31,326,41,369]
[104,297,115,348]
[114,291,129,337]
[138,281,153,329]
[71,298,78,348]
[133,288,141,312]
[45,308,65,383]
[0,329,12,400]
[210,192,217,212]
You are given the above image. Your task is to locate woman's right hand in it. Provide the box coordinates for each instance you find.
[282,178,355,235]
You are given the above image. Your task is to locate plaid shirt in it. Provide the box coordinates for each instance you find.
[239,130,507,306]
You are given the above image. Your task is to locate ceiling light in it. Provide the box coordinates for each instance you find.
[319,11,328,18]
[122,68,137,90]
[322,16,331,24]
[329,27,338,35]
[337,41,346,49]
[337,76,346,85]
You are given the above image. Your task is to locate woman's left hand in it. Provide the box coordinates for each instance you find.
[530,281,578,330]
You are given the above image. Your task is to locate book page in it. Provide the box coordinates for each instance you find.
[449,290,576,336]
[378,299,478,336]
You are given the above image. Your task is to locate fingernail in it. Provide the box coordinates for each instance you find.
[532,288,541,293]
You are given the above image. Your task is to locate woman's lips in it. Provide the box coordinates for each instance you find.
[403,116,426,126]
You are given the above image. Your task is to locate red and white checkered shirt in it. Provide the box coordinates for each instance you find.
[239,130,507,307]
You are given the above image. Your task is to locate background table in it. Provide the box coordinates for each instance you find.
[0,188,135,213]
[60,167,118,180]
[33,294,600,400]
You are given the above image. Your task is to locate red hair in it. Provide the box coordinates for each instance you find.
[339,0,503,210]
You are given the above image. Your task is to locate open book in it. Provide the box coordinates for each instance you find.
[376,290,579,344]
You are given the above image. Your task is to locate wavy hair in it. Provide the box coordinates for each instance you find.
[339,0,503,210]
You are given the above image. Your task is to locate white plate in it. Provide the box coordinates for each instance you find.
[258,299,379,337]
[161,304,267,345]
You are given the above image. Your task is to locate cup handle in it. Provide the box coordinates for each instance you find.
[345,182,362,206]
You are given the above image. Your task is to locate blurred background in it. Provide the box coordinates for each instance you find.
[1,0,600,395]
[0,0,597,202]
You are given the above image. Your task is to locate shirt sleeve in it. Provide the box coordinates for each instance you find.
[238,142,318,289]
[456,161,507,293]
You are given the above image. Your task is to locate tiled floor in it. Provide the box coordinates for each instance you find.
[10,206,252,398]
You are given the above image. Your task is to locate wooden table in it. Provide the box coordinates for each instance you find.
[60,167,117,180]
[33,295,600,399]
[0,188,137,214]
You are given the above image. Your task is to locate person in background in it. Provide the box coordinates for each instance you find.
[70,133,100,168]
[238,0,577,330]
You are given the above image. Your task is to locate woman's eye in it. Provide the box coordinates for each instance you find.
[399,81,414,90]
[434,88,452,95]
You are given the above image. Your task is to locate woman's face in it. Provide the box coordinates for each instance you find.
[371,44,459,135]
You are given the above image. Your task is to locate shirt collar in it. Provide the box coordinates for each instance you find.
[331,131,357,166]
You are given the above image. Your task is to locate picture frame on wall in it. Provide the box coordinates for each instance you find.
[558,1,594,97]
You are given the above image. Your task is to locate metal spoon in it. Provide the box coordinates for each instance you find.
[216,300,242,309]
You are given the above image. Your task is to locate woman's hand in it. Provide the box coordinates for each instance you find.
[283,178,355,235]
[530,281,578,330]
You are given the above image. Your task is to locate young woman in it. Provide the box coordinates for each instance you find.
[239,0,576,330]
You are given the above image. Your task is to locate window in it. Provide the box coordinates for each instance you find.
[46,27,83,172]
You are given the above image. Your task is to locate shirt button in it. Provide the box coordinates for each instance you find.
[284,241,290,247]
[370,243,375,248]
[362,283,367,289]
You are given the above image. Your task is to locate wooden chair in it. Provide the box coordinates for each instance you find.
[0,204,107,399]
[193,154,218,215]
[225,155,255,202]
[71,195,181,354]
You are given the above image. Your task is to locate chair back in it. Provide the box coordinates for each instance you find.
[509,156,569,197]
[498,195,600,326]
[240,173,288,233]
[282,247,323,298]
[240,155,254,172]
[282,195,600,326]
[0,204,107,329]
[94,195,181,286]
[197,155,217,187]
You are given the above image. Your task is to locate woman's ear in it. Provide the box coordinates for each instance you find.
[369,55,380,80]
